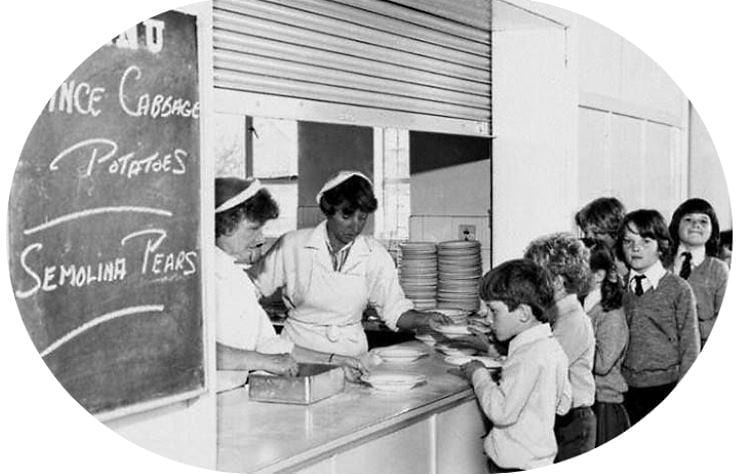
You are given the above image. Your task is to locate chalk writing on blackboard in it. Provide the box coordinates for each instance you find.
[8,10,204,417]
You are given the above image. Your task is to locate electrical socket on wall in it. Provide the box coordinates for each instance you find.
[459,225,476,241]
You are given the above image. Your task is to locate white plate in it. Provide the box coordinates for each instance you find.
[430,322,471,337]
[444,355,504,368]
[373,346,426,363]
[415,333,437,346]
[361,372,427,392]
[427,307,467,317]
[436,345,476,357]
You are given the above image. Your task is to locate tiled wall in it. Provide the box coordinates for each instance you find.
[409,214,491,271]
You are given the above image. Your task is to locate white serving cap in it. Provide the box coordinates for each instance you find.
[215,177,263,213]
[315,170,373,204]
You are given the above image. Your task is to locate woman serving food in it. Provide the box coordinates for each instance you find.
[214,177,299,390]
[249,170,452,364]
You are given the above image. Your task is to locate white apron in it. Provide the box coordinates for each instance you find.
[282,245,370,356]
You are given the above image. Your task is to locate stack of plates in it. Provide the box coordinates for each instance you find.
[398,241,438,310]
[437,240,482,312]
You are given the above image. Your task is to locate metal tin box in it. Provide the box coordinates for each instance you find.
[248,363,345,405]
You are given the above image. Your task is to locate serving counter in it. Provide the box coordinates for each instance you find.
[217,341,489,473]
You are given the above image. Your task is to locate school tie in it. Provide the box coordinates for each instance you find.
[633,275,646,296]
[679,251,692,279]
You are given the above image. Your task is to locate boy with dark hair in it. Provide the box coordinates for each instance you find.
[462,259,571,472]
[617,209,699,423]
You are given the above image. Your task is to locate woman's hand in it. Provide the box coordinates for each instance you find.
[262,353,299,376]
[424,310,454,327]
[332,354,370,383]
[396,309,454,332]
[460,360,486,381]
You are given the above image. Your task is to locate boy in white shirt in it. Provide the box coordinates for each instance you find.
[462,259,572,472]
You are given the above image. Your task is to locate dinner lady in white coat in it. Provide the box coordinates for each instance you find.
[215,176,299,389]
[249,171,451,362]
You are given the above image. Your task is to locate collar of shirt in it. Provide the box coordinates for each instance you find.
[324,235,353,272]
[508,323,553,355]
[673,244,706,273]
[552,293,582,325]
[583,288,601,313]
[305,221,371,270]
[629,259,666,293]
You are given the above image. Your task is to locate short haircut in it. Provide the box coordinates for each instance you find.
[319,175,378,216]
[575,197,626,243]
[524,232,591,295]
[588,240,623,312]
[479,259,554,323]
[616,209,672,265]
[215,188,279,239]
[669,198,721,257]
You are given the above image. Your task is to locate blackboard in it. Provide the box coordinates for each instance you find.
[8,10,204,417]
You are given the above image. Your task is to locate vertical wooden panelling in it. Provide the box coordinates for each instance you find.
[577,107,684,218]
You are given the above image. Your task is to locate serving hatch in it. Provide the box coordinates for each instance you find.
[248,363,345,405]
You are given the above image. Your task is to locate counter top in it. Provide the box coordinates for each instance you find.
[217,341,476,473]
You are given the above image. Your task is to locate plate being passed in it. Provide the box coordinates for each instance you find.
[436,344,476,357]
[415,333,437,346]
[429,321,471,338]
[444,355,504,368]
[373,346,427,363]
[361,372,427,392]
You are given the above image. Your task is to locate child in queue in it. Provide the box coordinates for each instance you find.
[617,209,700,424]
[668,198,729,348]
[461,259,572,472]
[583,241,630,446]
[575,196,629,280]
[523,233,596,462]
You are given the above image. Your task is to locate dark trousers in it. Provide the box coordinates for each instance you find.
[487,458,521,473]
[554,406,597,462]
[624,383,677,425]
[593,401,631,447]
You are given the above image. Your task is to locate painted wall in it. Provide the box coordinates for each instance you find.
[575,15,688,221]
[409,131,491,267]
[490,22,578,263]
[491,1,730,265]
[689,106,732,230]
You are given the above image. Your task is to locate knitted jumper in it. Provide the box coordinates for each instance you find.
[587,304,628,403]
[685,257,729,345]
[622,272,699,387]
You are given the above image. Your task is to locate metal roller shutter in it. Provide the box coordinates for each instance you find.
[213,0,491,126]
